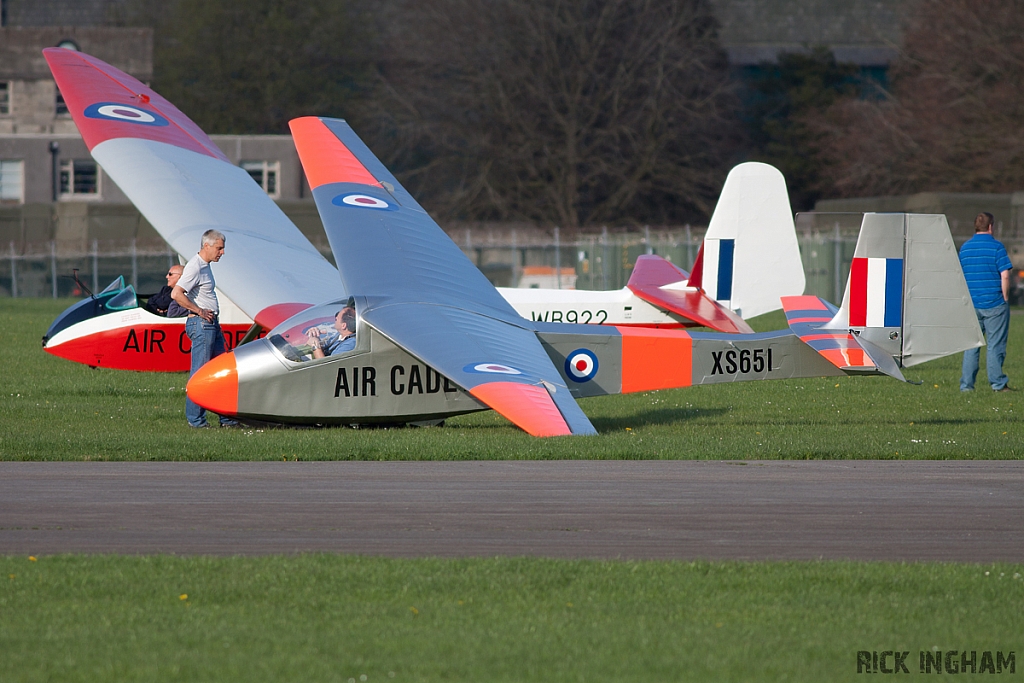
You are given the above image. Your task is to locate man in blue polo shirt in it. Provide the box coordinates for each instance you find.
[959,212,1013,392]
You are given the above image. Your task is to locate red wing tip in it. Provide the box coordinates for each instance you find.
[289,117,381,190]
[288,116,321,129]
[627,255,688,288]
[470,382,572,437]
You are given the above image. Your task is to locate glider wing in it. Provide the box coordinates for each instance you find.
[290,116,596,436]
[43,48,342,329]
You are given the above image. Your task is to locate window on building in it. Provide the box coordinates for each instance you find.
[241,160,280,198]
[60,159,100,198]
[0,82,9,116]
[0,160,24,204]
[56,88,68,117]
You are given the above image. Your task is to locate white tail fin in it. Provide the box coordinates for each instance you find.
[691,162,805,319]
[825,213,983,367]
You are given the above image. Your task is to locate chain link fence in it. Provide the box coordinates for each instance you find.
[4,213,1020,306]
[1,229,861,304]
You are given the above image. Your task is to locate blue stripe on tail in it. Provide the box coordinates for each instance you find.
[716,239,734,301]
[884,258,903,327]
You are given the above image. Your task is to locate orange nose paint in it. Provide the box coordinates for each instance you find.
[186,352,239,415]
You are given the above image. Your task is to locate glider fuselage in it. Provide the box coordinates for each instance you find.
[189,299,847,427]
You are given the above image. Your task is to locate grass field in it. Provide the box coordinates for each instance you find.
[2,555,1022,682]
[3,299,1023,681]
[1,299,1021,460]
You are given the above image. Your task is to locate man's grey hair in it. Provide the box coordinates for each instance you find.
[201,229,226,247]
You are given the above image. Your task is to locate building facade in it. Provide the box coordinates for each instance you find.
[0,25,314,252]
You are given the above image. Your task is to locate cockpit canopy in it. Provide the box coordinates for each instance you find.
[43,276,139,342]
[266,297,359,363]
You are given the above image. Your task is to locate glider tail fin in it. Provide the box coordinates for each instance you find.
[698,162,805,319]
[823,213,983,368]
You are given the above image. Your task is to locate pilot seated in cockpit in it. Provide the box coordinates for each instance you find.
[307,307,356,359]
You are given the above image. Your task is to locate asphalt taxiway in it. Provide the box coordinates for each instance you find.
[1,460,1021,561]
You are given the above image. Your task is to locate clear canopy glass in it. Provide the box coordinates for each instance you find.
[267,298,358,363]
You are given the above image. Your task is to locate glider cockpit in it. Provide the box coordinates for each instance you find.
[42,276,134,345]
[42,272,256,371]
[266,297,365,364]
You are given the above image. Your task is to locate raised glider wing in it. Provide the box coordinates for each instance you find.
[40,48,805,372]
[40,47,343,370]
[184,117,982,436]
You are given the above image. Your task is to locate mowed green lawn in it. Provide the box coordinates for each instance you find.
[2,300,1023,682]
[1,555,1022,683]
[1,299,1020,460]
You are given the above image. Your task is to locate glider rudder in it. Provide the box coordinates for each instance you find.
[823,213,983,367]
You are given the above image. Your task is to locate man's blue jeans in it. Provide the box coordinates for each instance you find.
[961,302,1010,391]
[185,316,228,426]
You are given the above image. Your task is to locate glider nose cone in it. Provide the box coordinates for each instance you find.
[187,352,239,415]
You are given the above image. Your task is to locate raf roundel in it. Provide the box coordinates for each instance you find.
[332,193,397,211]
[565,349,599,383]
[83,102,169,127]
[464,362,522,375]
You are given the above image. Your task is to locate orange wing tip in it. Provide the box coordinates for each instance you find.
[289,117,381,190]
[187,352,239,415]
[470,382,572,437]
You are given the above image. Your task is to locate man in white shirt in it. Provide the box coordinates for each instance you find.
[171,229,237,428]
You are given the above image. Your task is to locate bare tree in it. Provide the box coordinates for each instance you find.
[811,0,1024,198]
[365,0,740,229]
[134,0,374,134]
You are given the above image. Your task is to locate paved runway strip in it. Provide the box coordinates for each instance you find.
[1,461,1020,561]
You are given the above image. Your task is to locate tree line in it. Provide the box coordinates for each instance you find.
[122,0,1024,229]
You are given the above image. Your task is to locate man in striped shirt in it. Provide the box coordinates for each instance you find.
[959,212,1013,392]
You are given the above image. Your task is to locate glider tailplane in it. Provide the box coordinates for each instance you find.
[823,213,983,368]
[782,295,905,381]
[626,255,754,334]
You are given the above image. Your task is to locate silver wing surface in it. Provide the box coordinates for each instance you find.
[43,48,342,330]
[290,117,597,436]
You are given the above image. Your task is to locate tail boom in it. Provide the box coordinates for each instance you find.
[533,319,852,398]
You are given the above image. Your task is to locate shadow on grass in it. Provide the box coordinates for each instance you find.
[907,417,995,426]
[590,406,728,431]
[721,416,994,428]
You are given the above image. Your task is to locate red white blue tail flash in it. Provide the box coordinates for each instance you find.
[849,257,903,328]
